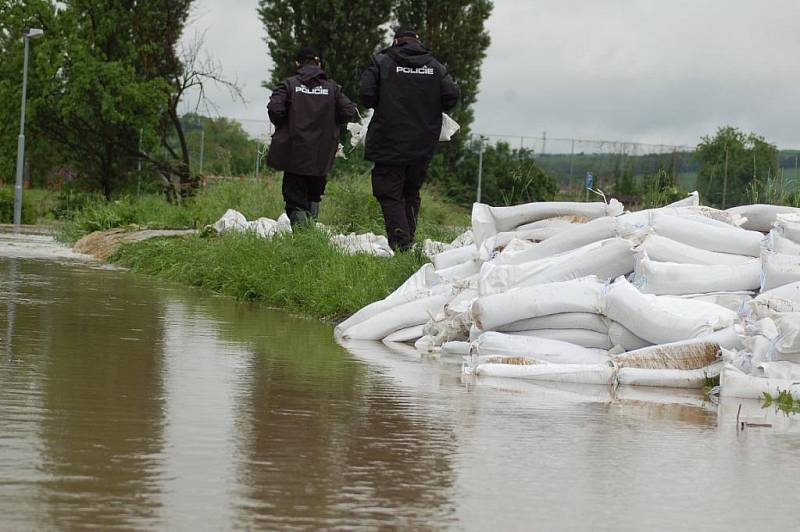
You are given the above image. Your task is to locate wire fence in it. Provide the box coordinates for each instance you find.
[183,116,800,201]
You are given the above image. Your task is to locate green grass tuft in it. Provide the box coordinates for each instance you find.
[112,228,430,321]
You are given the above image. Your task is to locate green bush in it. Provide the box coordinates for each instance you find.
[0,186,37,224]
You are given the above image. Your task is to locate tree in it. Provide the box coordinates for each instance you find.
[696,126,779,208]
[258,0,393,101]
[181,113,257,177]
[0,1,243,200]
[431,140,558,206]
[394,0,493,169]
[0,0,63,187]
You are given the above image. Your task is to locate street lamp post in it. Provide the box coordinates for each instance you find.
[476,135,487,203]
[13,28,44,225]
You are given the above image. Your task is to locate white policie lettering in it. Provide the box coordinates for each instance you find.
[396,66,434,75]
[295,84,329,95]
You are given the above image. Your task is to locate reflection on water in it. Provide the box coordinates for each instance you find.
[1,254,800,530]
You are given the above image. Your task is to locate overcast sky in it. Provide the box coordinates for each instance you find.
[184,0,800,150]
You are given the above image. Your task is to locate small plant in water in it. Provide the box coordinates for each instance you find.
[761,391,800,415]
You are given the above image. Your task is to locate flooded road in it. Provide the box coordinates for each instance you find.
[1,230,799,530]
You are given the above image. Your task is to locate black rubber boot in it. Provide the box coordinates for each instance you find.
[288,209,310,228]
[309,202,320,221]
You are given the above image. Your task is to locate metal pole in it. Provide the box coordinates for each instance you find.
[722,145,729,209]
[255,141,260,178]
[199,127,205,175]
[569,138,575,190]
[13,35,31,225]
[137,128,143,196]
[476,137,484,203]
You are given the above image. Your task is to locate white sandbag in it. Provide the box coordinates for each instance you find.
[419,288,477,346]
[439,113,460,141]
[423,239,452,258]
[472,362,614,385]
[765,230,800,255]
[450,230,474,248]
[514,216,587,233]
[667,206,746,228]
[251,215,292,238]
[471,200,623,246]
[753,361,800,380]
[750,281,800,317]
[471,277,605,331]
[432,245,475,270]
[739,318,779,368]
[471,331,610,365]
[651,212,762,257]
[616,362,723,389]
[607,321,652,351]
[414,334,437,353]
[637,234,753,266]
[442,341,471,356]
[383,324,426,343]
[329,232,394,257]
[477,250,560,295]
[497,312,609,334]
[509,328,613,350]
[773,213,800,242]
[634,253,761,295]
[728,204,800,233]
[771,312,800,363]
[666,191,699,207]
[480,238,634,294]
[612,340,720,370]
[761,250,800,291]
[335,264,441,337]
[678,292,752,314]
[498,217,629,266]
[342,293,450,341]
[701,326,743,351]
[720,364,800,399]
[494,238,537,261]
[435,259,481,283]
[604,276,738,345]
[213,209,250,234]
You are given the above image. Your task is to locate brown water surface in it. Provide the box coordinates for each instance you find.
[1,233,799,530]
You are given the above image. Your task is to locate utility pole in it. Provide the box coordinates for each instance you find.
[199,127,205,175]
[13,28,43,225]
[541,131,547,156]
[476,136,486,203]
[722,145,729,209]
[569,138,575,189]
[137,128,143,196]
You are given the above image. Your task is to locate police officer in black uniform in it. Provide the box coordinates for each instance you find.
[359,28,460,251]
[267,47,356,225]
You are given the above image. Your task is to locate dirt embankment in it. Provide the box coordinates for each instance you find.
[74,228,197,260]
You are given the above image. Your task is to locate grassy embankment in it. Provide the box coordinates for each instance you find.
[53,174,469,321]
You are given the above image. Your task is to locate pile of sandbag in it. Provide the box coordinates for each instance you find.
[337,193,800,397]
[211,209,402,258]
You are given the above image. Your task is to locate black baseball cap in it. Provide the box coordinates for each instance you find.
[295,47,319,61]
[394,27,418,39]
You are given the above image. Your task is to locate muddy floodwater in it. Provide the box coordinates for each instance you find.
[1,229,799,531]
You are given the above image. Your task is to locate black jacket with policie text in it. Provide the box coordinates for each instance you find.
[267,65,355,177]
[359,41,460,165]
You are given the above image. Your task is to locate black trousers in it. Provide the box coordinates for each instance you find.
[371,163,428,251]
[282,172,326,222]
